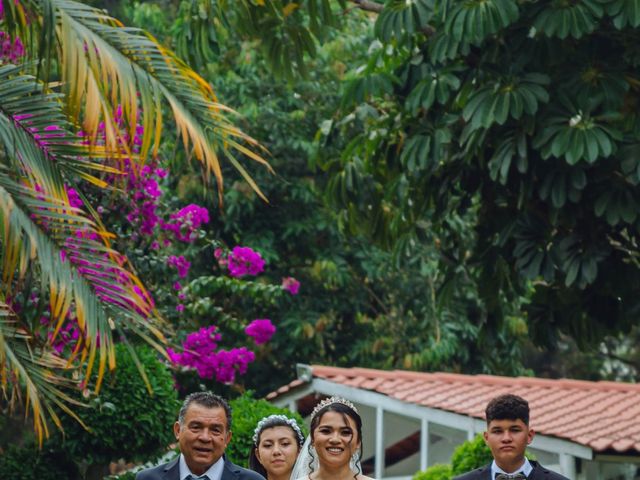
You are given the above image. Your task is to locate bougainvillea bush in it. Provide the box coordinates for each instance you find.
[68,105,302,390]
[49,111,298,392]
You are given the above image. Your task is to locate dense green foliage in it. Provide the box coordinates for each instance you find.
[55,344,179,471]
[0,443,78,480]
[113,1,532,398]
[450,434,493,476]
[106,474,136,480]
[157,0,640,379]
[311,0,640,347]
[413,463,453,480]
[226,393,307,467]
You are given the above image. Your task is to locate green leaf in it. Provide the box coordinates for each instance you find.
[551,174,567,208]
[594,193,610,217]
[375,0,436,42]
[608,0,640,28]
[534,0,602,39]
[565,257,580,286]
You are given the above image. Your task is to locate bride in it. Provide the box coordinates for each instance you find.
[292,396,374,480]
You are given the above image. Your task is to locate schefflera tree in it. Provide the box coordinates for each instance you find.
[311,0,640,349]
[0,0,268,443]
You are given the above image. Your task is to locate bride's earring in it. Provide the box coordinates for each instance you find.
[349,451,360,472]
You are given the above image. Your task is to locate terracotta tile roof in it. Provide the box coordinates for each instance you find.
[267,365,640,454]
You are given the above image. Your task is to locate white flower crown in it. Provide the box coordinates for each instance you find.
[252,414,305,445]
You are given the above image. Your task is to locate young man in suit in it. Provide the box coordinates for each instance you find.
[455,394,569,480]
[136,392,265,480]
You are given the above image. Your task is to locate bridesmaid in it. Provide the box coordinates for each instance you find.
[249,414,305,480]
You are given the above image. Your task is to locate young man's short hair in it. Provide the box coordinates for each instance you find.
[485,394,530,425]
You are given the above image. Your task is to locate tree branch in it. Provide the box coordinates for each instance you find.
[350,0,384,14]
[347,0,436,36]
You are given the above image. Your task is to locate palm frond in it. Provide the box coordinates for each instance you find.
[0,64,120,187]
[0,299,86,445]
[19,0,270,203]
[0,171,167,387]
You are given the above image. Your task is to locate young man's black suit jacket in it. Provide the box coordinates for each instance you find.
[135,456,265,480]
[454,460,569,480]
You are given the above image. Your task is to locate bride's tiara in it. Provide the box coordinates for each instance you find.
[311,395,359,417]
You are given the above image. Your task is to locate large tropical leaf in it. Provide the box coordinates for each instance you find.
[462,73,550,130]
[532,0,607,39]
[374,0,436,42]
[445,0,519,45]
[0,299,87,444]
[214,0,347,81]
[14,0,270,202]
[0,64,116,190]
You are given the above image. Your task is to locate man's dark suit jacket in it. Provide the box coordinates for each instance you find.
[453,460,569,480]
[135,456,265,480]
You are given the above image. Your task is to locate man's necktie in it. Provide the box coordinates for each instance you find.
[495,474,526,480]
[186,476,210,480]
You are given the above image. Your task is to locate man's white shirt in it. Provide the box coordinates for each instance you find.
[491,457,533,478]
[179,454,225,480]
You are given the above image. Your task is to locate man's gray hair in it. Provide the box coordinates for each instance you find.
[178,392,232,430]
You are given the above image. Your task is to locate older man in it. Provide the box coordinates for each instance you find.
[136,392,264,480]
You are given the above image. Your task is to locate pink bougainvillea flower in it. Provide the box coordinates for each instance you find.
[245,318,276,345]
[282,277,300,295]
[227,246,265,277]
[66,187,83,208]
[167,255,190,278]
[162,204,210,243]
[13,113,33,122]
[213,348,255,383]
[0,31,26,63]
[167,326,256,383]
[214,247,228,267]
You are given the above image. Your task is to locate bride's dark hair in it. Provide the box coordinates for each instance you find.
[308,401,363,479]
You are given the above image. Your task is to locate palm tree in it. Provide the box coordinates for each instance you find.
[0,0,268,443]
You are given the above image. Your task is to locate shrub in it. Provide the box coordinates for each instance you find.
[0,443,79,480]
[106,472,137,480]
[58,343,179,470]
[413,463,452,480]
[450,434,493,476]
[226,392,307,467]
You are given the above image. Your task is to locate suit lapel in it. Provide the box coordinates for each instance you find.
[163,457,181,480]
[476,464,492,480]
[221,459,238,480]
[527,461,547,479]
